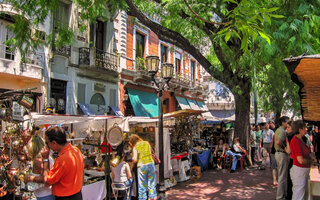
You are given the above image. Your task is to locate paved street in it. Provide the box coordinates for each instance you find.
[167,168,276,200]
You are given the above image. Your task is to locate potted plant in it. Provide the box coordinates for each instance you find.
[136,57,146,71]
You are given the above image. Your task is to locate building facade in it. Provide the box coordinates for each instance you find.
[0,1,209,117]
[0,4,45,115]
[120,16,208,117]
[203,74,235,121]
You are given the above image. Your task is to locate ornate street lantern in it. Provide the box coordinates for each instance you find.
[146,55,160,78]
[161,62,174,80]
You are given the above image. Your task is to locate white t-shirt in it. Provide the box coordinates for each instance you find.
[261,129,274,143]
[112,161,129,183]
[233,143,242,153]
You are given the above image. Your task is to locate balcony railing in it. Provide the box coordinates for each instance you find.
[0,44,15,61]
[96,49,118,71]
[24,52,44,67]
[54,45,71,57]
[79,47,90,65]
[78,47,119,72]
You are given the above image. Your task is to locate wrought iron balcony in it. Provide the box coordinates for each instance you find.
[54,45,71,57]
[79,47,90,65]
[95,49,119,71]
[78,47,119,72]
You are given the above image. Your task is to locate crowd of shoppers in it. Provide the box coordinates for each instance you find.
[271,117,319,200]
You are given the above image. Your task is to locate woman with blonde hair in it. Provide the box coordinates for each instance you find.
[129,134,157,200]
[25,133,53,200]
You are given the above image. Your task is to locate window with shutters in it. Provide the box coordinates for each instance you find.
[160,44,168,64]
[175,52,181,75]
[109,89,117,107]
[136,32,145,59]
[53,1,70,29]
[191,60,195,87]
[0,21,15,60]
[77,83,86,104]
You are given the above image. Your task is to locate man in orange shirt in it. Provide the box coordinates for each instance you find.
[27,127,84,200]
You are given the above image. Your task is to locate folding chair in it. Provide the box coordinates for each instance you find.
[111,182,131,200]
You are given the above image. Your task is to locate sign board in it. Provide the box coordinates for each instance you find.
[94,83,105,92]
[12,101,24,121]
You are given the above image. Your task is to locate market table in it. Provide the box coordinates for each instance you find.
[82,180,106,200]
[308,166,320,200]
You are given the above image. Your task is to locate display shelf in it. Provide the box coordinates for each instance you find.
[67,138,85,142]
[83,141,100,146]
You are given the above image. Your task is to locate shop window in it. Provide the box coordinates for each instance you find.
[77,83,86,104]
[50,79,67,114]
[53,1,70,29]
[160,44,168,64]
[136,32,145,59]
[109,89,116,107]
[191,60,195,87]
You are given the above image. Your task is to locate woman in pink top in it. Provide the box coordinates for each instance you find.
[290,120,316,200]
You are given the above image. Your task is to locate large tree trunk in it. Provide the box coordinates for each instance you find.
[233,81,251,150]
[275,111,281,125]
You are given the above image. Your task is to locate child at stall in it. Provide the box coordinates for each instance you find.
[111,153,133,200]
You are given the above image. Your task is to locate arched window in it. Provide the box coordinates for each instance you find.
[90,93,105,105]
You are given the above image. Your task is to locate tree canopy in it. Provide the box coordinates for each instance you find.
[254,0,320,120]
[4,0,318,146]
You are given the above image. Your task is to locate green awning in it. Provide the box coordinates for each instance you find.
[127,88,159,117]
[196,100,215,119]
[196,101,208,111]
[186,98,200,110]
[175,96,191,110]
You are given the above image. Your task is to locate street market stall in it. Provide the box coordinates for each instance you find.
[126,116,173,188]
[0,111,129,200]
[163,109,211,182]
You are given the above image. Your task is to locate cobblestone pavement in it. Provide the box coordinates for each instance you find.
[166,168,277,200]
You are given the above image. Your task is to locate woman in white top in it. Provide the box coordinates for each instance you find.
[233,137,251,168]
[111,153,133,200]
[24,134,54,200]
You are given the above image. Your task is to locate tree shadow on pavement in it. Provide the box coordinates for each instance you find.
[167,168,276,200]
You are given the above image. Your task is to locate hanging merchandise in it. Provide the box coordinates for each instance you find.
[107,124,123,147]
[18,95,34,109]
[0,104,7,119]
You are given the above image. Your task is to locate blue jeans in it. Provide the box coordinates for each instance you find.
[36,195,54,200]
[124,179,133,200]
[226,150,242,170]
[137,163,157,200]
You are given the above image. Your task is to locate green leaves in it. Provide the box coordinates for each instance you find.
[258,31,271,45]
[225,31,231,42]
